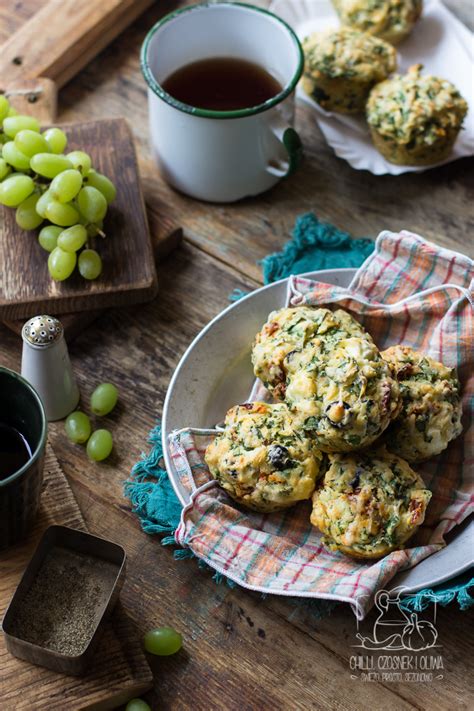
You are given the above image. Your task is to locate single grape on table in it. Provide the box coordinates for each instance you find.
[87,429,113,462]
[125,700,151,711]
[0,95,117,283]
[65,411,92,444]
[90,383,118,416]
[143,627,183,656]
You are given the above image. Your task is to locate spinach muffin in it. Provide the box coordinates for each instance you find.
[205,402,323,512]
[382,346,463,462]
[252,306,370,399]
[285,335,400,452]
[367,64,468,165]
[302,27,397,113]
[311,447,432,558]
[332,0,423,45]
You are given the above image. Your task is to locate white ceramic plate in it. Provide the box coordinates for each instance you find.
[162,269,473,595]
[270,0,474,175]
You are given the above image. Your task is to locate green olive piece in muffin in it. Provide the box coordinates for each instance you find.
[252,306,371,399]
[204,402,323,513]
[367,64,468,165]
[332,0,423,45]
[381,346,463,462]
[311,447,432,559]
[285,336,400,452]
[301,27,397,113]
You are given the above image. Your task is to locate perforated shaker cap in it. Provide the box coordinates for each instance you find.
[22,315,64,348]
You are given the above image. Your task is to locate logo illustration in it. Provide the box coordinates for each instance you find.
[354,589,439,652]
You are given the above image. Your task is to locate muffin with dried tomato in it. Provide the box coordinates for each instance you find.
[204,402,322,512]
[311,447,432,558]
[285,335,400,452]
[381,345,463,462]
[367,64,468,165]
[252,306,370,399]
[332,0,423,45]
[301,27,397,113]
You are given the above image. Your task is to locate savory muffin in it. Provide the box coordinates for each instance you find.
[285,336,400,452]
[332,0,423,45]
[367,64,468,165]
[381,345,463,462]
[204,402,322,512]
[302,27,397,113]
[252,306,370,399]
[311,447,432,558]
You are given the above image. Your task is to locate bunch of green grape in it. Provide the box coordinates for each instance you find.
[0,95,116,282]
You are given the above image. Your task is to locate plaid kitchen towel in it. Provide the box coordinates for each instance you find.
[168,230,473,619]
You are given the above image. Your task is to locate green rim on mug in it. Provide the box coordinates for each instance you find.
[0,367,47,488]
[141,1,305,120]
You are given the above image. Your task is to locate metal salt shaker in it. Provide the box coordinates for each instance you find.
[21,315,80,421]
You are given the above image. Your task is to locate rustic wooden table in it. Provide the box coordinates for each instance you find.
[1,1,473,709]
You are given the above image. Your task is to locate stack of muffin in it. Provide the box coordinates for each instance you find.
[300,0,468,166]
[205,307,463,559]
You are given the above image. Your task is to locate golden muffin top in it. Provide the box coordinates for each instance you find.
[285,335,400,452]
[311,447,432,558]
[252,306,370,399]
[204,402,323,512]
[303,26,397,82]
[332,0,422,43]
[367,64,468,146]
[382,345,463,461]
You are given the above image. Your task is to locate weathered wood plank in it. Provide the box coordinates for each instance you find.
[0,447,152,710]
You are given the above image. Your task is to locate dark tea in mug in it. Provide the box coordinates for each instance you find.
[0,423,33,480]
[162,57,282,111]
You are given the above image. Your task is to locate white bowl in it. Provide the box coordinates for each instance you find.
[163,269,473,595]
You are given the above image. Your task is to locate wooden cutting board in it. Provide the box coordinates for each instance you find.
[0,445,153,710]
[0,117,158,320]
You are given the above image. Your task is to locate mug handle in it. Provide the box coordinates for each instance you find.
[265,126,303,178]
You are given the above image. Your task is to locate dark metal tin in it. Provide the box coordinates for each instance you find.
[2,525,126,676]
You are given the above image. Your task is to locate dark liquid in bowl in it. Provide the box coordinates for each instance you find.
[161,57,282,111]
[0,423,32,480]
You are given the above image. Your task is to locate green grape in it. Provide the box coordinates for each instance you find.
[43,127,67,154]
[0,174,34,207]
[65,411,91,444]
[48,246,77,281]
[78,249,102,280]
[143,627,182,656]
[14,129,49,157]
[67,150,92,175]
[125,701,151,711]
[0,158,11,181]
[85,170,116,203]
[3,114,40,138]
[45,200,79,227]
[2,141,30,171]
[0,95,10,122]
[7,106,18,117]
[38,225,62,252]
[86,429,113,461]
[16,193,43,230]
[50,169,82,203]
[77,186,107,222]
[57,224,87,252]
[90,383,118,416]
[35,189,53,218]
[30,153,73,178]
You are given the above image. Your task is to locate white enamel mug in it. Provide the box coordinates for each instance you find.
[141,1,304,203]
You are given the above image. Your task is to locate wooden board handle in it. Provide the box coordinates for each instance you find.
[0,0,154,91]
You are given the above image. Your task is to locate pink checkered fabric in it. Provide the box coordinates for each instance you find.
[169,231,473,618]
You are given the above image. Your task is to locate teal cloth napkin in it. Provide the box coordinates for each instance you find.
[125,213,473,614]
